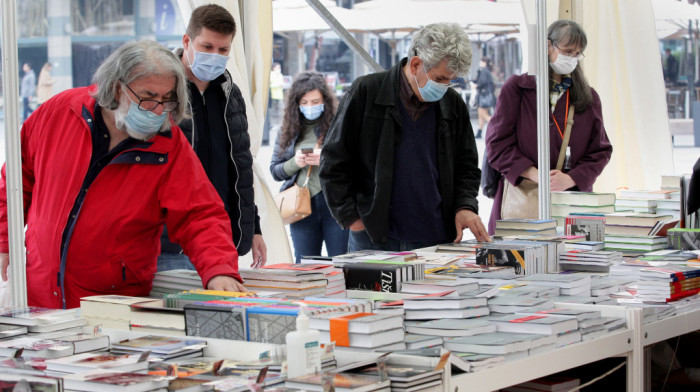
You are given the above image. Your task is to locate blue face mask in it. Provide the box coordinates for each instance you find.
[186,48,229,82]
[414,65,449,102]
[300,104,324,121]
[124,100,168,139]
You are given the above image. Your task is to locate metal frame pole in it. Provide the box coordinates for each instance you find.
[536,0,551,219]
[305,0,383,73]
[1,0,28,307]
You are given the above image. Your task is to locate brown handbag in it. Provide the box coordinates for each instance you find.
[501,105,574,220]
[274,164,313,225]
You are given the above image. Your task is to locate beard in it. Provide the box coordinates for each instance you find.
[113,94,171,141]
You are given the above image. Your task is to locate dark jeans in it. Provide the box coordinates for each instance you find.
[22,97,33,121]
[348,229,444,252]
[157,252,195,271]
[290,192,349,263]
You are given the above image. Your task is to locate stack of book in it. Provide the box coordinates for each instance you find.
[558,249,623,272]
[325,269,347,297]
[444,332,557,362]
[636,265,700,303]
[615,197,659,213]
[129,299,186,336]
[44,351,150,375]
[402,294,489,320]
[496,283,560,298]
[150,269,203,296]
[309,311,405,353]
[80,294,156,330]
[604,212,675,236]
[518,273,592,296]
[551,191,616,227]
[0,306,87,335]
[110,335,207,361]
[163,289,257,309]
[474,242,538,276]
[565,213,605,241]
[399,278,478,295]
[487,296,554,315]
[494,219,557,237]
[62,369,170,392]
[604,234,668,252]
[404,318,497,338]
[489,313,579,339]
[239,263,332,298]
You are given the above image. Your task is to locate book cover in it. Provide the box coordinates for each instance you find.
[246,306,298,344]
[308,312,403,334]
[0,307,80,326]
[111,335,207,355]
[182,303,247,341]
[475,247,527,275]
[342,262,404,292]
[45,352,148,374]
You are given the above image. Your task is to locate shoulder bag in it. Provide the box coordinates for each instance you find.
[275,164,313,225]
[500,105,574,220]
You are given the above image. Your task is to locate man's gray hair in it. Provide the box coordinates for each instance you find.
[408,23,472,76]
[92,40,189,124]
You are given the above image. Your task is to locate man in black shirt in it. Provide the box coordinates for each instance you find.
[158,4,266,271]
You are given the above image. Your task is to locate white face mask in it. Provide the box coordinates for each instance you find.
[550,52,578,75]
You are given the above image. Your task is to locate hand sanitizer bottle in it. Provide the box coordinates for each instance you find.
[285,302,321,378]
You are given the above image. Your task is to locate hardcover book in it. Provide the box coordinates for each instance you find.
[342,262,405,292]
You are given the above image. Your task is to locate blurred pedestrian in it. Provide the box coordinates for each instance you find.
[472,56,495,139]
[20,63,36,121]
[270,71,348,263]
[270,62,284,128]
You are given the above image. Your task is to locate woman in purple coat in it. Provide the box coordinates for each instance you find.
[485,20,612,234]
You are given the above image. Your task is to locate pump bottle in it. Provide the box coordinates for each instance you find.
[285,302,321,378]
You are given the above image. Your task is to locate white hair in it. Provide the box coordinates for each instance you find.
[408,23,472,76]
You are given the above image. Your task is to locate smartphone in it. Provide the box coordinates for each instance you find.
[300,148,314,154]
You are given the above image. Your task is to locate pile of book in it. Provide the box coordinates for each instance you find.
[0,307,111,360]
[667,228,700,250]
[618,188,682,220]
[558,249,623,272]
[80,294,168,331]
[494,219,557,237]
[636,265,700,303]
[551,191,616,227]
[309,311,406,352]
[150,269,203,296]
[504,376,581,392]
[604,234,668,253]
[239,263,335,298]
[444,331,557,362]
[518,273,592,296]
[604,211,676,237]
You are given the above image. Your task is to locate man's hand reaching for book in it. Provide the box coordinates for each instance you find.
[207,275,248,293]
[454,210,491,243]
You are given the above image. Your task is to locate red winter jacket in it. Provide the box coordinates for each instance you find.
[0,86,242,309]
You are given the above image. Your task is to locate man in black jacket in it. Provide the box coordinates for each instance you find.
[320,23,490,252]
[158,4,266,271]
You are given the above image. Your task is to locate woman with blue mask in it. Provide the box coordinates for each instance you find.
[270,71,349,264]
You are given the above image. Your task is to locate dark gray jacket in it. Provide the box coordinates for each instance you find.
[319,59,481,244]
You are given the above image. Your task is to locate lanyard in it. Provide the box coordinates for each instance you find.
[552,90,569,139]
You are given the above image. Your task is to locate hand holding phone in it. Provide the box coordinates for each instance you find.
[300,148,314,154]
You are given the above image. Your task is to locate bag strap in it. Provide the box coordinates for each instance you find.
[555,105,575,171]
[301,141,321,188]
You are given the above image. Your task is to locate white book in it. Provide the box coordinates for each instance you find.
[45,352,149,374]
[404,318,497,337]
[319,327,404,348]
[404,306,490,320]
[402,295,487,310]
[490,314,579,335]
[443,332,555,355]
[308,312,403,334]
[62,369,169,392]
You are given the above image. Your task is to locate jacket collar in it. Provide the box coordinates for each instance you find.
[376,58,457,121]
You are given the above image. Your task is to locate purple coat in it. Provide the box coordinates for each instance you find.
[485,73,612,234]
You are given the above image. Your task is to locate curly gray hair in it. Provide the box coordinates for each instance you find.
[408,23,472,76]
[91,40,190,125]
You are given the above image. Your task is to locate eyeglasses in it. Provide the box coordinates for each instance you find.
[122,83,179,112]
[553,43,585,60]
[421,65,458,88]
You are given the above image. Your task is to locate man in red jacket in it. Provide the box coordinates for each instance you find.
[0,40,246,309]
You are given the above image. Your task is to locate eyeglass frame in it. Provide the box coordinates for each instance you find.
[121,83,179,112]
[552,42,585,60]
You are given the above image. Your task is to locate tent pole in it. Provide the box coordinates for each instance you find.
[536,0,551,220]
[305,0,383,72]
[1,0,28,307]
